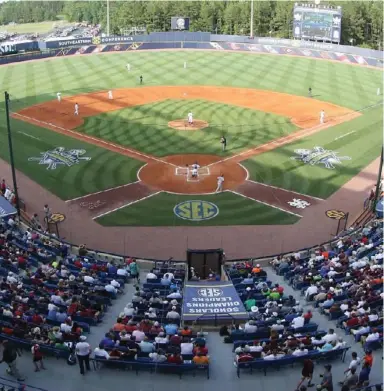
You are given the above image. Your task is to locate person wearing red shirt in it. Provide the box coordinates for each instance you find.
[236,352,253,364]
[303,310,313,324]
[125,321,137,333]
[167,353,183,364]
[193,345,208,356]
[346,314,360,328]
[32,313,44,325]
[170,334,181,345]
[140,319,152,333]
[74,260,82,268]
[67,302,78,316]
[275,284,284,294]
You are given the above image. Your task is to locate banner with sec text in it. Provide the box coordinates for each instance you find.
[182,280,248,321]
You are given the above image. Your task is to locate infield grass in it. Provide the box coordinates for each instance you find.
[77,99,297,157]
[95,191,300,226]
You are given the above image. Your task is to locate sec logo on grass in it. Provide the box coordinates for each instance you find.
[173,200,219,221]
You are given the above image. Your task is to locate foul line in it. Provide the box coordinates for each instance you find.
[228,189,303,218]
[17,131,40,140]
[12,112,178,168]
[334,131,356,141]
[238,162,250,181]
[65,180,141,203]
[92,191,162,220]
[246,179,324,201]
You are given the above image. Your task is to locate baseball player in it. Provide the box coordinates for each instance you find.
[126,63,130,71]
[108,90,113,100]
[216,174,224,193]
[140,75,143,84]
[57,92,61,102]
[308,87,312,97]
[320,110,325,124]
[221,136,227,151]
[188,112,193,125]
[74,103,79,116]
[191,162,200,179]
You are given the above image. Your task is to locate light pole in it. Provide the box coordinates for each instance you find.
[106,0,110,36]
[250,0,254,38]
[4,91,20,218]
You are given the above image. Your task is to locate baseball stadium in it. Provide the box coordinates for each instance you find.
[0,2,383,391]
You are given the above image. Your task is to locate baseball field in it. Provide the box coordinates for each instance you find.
[0,50,382,226]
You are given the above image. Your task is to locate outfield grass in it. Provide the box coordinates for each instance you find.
[242,104,383,199]
[96,191,299,226]
[0,21,67,34]
[77,99,297,157]
[0,118,143,200]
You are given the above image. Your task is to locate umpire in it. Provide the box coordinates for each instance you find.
[221,136,227,151]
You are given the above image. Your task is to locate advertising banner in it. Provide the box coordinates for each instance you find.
[182,281,248,321]
[0,196,17,218]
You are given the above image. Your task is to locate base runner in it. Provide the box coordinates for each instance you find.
[57,92,61,102]
[74,103,79,115]
[188,112,193,125]
[320,110,325,124]
[108,90,113,99]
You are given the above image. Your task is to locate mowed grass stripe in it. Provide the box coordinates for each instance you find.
[96,191,299,227]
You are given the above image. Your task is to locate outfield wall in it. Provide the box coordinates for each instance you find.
[0,40,382,67]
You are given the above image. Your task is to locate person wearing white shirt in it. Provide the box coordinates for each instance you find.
[51,294,64,305]
[249,343,263,352]
[291,316,304,329]
[180,339,194,355]
[110,279,120,288]
[244,321,258,333]
[322,329,338,344]
[368,312,379,322]
[365,330,380,342]
[146,272,157,280]
[270,320,284,331]
[351,325,370,337]
[132,329,145,342]
[166,307,180,320]
[124,303,136,317]
[333,338,346,350]
[263,353,285,360]
[346,353,360,372]
[75,336,91,375]
[61,322,72,334]
[292,347,308,356]
[167,290,182,299]
[117,268,128,277]
[105,284,117,294]
[155,332,169,344]
[94,344,110,359]
[340,303,349,312]
[83,275,94,283]
[7,273,18,285]
[327,268,337,278]
[149,351,167,362]
[305,284,318,299]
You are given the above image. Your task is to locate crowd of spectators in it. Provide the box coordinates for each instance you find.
[93,266,210,369]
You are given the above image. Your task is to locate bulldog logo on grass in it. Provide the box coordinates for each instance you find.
[291,146,351,169]
[174,200,219,221]
[28,147,91,170]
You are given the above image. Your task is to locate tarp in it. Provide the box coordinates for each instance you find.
[0,196,17,218]
[182,280,248,321]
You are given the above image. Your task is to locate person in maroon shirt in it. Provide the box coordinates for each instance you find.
[32,313,44,325]
[346,313,360,328]
[139,319,152,333]
[169,334,181,345]
[193,345,208,356]
[303,310,313,324]
[167,353,183,364]
[125,321,138,334]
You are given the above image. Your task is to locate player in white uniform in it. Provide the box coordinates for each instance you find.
[108,90,113,99]
[126,63,130,71]
[188,112,193,125]
[191,162,200,179]
[74,103,79,115]
[320,110,325,124]
[57,92,61,102]
[216,174,224,193]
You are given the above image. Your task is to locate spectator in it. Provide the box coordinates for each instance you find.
[75,336,91,375]
[149,349,167,363]
[322,329,338,344]
[0,340,25,381]
[296,358,314,390]
[357,361,371,387]
[129,259,139,283]
[31,344,46,372]
[341,368,358,389]
[192,351,209,365]
[320,364,333,391]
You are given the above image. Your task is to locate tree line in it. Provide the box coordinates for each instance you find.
[0,1,382,50]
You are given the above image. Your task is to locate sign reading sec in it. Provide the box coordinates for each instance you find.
[173,200,219,221]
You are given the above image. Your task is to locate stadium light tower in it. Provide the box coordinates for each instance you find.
[250,0,254,38]
[107,0,110,36]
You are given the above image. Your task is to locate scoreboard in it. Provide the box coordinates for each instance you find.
[293,4,342,43]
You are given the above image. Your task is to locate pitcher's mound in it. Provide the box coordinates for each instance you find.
[168,119,208,130]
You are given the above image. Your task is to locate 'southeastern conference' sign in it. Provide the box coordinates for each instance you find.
[182,281,247,321]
